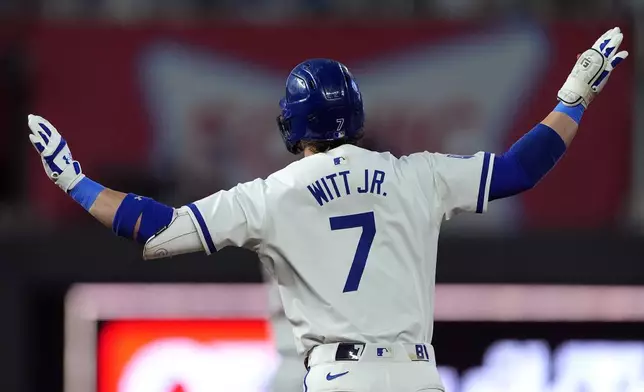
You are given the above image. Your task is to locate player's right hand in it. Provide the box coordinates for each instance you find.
[558,27,628,108]
[27,114,85,193]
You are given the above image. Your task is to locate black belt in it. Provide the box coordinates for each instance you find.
[305,343,366,370]
[334,342,365,361]
[305,343,432,370]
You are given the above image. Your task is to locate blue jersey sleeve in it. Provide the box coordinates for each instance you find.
[489,123,566,201]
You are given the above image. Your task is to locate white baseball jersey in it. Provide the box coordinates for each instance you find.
[186,144,494,355]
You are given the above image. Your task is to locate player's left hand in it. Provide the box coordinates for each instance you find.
[558,26,629,108]
[27,114,85,193]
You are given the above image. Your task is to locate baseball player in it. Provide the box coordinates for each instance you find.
[28,28,627,391]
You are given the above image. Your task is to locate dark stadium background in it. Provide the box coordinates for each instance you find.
[0,0,642,391]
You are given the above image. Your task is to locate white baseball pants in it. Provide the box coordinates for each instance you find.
[303,343,444,392]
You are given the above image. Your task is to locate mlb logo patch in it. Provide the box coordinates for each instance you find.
[333,156,347,165]
[376,347,392,358]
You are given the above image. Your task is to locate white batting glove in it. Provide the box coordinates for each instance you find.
[558,27,629,108]
[27,114,85,193]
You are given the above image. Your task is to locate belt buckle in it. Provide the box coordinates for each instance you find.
[335,343,365,361]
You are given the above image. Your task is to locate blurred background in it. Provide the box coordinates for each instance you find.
[0,0,643,391]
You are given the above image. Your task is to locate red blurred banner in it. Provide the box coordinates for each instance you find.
[28,22,633,229]
[98,319,277,392]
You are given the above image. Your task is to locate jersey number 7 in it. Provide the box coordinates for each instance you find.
[329,211,376,293]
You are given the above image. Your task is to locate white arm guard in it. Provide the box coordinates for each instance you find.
[143,206,204,260]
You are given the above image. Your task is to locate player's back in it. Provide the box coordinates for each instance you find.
[262,144,443,355]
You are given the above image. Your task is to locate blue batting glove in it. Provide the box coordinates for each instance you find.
[558,27,629,108]
[28,114,84,193]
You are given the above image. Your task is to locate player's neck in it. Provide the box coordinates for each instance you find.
[303,148,317,157]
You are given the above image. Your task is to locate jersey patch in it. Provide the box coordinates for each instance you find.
[333,156,347,165]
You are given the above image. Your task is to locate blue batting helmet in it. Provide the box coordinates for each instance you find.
[277,59,365,154]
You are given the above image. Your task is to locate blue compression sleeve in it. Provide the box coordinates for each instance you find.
[69,177,105,211]
[137,199,174,244]
[112,194,145,240]
[489,123,566,200]
[112,193,174,243]
[71,176,173,244]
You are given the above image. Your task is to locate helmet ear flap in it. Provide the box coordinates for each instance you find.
[277,114,302,154]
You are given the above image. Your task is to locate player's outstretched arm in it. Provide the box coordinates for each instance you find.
[88,188,129,229]
[27,115,203,258]
[489,27,628,200]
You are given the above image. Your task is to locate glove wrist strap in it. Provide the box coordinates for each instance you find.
[54,161,84,192]
[554,102,585,125]
[68,177,104,211]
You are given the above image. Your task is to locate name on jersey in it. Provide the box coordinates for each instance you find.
[307,169,387,206]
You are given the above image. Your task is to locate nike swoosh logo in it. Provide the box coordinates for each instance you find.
[326,371,349,381]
